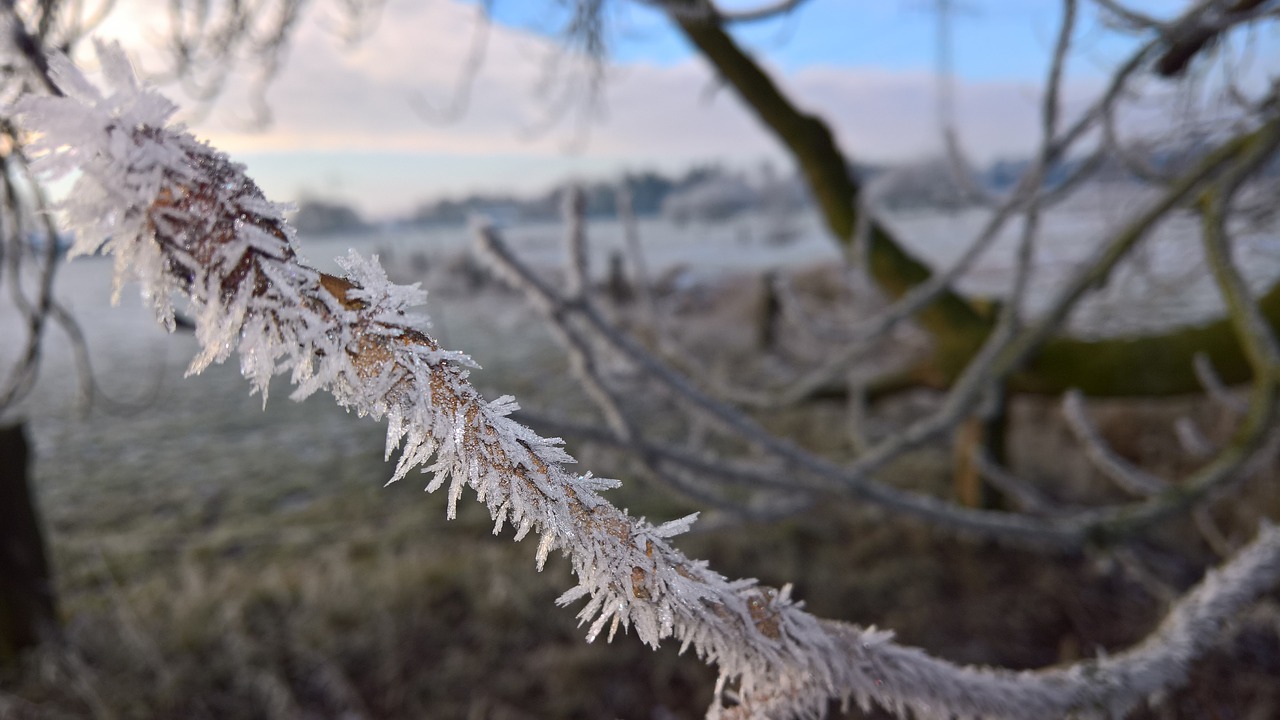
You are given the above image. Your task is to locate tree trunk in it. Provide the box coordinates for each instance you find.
[0,422,59,665]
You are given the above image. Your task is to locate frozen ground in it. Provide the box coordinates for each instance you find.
[362,199,1280,339]
[3,202,1279,719]
[1,202,1277,501]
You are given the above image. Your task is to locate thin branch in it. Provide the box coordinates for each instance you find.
[843,372,871,455]
[1062,389,1169,496]
[716,522,1280,719]
[1,0,63,95]
[642,0,813,23]
[1091,0,1165,32]
[1194,506,1235,559]
[0,146,62,409]
[1004,0,1077,327]
[1155,0,1271,78]
[970,453,1060,516]
[513,409,804,496]
[563,188,591,300]
[1174,415,1216,458]
[616,182,659,332]
[408,0,491,124]
[1200,132,1280,375]
[518,405,817,523]
[1194,351,1250,415]
[932,0,996,209]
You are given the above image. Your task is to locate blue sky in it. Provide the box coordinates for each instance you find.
[483,0,1161,79]
[100,0,1204,218]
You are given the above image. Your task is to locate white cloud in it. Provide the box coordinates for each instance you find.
[92,0,1106,214]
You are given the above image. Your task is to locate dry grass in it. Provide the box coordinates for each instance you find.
[3,267,1279,719]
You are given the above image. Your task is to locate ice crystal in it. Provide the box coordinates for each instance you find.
[19,41,1280,720]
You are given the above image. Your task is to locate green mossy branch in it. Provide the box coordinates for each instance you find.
[670,8,1280,399]
[670,10,990,341]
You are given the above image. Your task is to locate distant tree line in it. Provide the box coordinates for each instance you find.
[407,163,749,226]
[290,197,370,235]
[288,143,1278,234]
[384,145,1275,228]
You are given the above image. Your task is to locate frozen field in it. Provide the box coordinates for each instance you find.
[1,201,1278,502]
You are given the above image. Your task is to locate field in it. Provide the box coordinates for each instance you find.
[3,209,1280,718]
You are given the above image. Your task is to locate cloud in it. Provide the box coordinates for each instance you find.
[792,67,1101,163]
[91,0,1109,213]
[101,1,1090,160]
[181,0,615,155]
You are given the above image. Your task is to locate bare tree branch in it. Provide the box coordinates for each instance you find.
[640,0,813,24]
[1156,0,1273,78]
[1062,389,1170,496]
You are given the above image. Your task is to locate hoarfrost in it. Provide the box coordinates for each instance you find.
[20,40,1280,720]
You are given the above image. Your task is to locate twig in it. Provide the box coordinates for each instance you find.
[0,143,63,409]
[643,0,813,23]
[1194,506,1235,559]
[616,183,659,332]
[408,0,492,124]
[716,522,1280,719]
[514,408,804,496]
[1155,0,1270,78]
[970,448,1060,516]
[1174,415,1216,458]
[1194,351,1250,416]
[563,188,591,301]
[1062,389,1170,496]
[843,373,871,455]
[1092,0,1166,31]
[1005,0,1077,326]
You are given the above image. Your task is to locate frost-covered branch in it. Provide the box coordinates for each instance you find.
[1062,390,1170,497]
[1194,352,1250,416]
[716,521,1280,720]
[17,40,842,711]
[970,448,1060,515]
[22,42,1280,720]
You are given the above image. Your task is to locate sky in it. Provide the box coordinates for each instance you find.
[92,0,1194,219]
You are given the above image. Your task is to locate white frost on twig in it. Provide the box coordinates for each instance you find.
[18,41,1280,720]
[1062,389,1169,497]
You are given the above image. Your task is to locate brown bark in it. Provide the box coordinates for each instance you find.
[1155,0,1268,78]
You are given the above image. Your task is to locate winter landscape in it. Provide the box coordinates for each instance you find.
[3,2,1280,720]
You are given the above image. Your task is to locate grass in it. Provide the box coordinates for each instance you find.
[4,269,1280,719]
